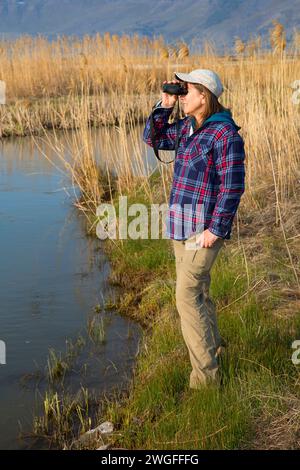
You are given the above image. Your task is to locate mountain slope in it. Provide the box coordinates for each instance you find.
[0,0,299,49]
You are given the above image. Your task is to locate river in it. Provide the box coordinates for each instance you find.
[0,125,157,449]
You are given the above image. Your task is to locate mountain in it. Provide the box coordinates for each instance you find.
[0,0,299,50]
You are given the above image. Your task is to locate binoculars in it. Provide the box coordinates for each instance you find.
[162,82,188,95]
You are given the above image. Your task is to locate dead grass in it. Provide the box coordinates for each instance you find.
[251,393,300,449]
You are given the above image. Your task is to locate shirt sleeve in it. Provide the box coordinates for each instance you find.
[143,101,185,151]
[208,131,246,238]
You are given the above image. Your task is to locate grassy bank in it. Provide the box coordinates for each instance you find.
[25,157,300,449]
[79,171,299,450]
[23,163,300,449]
[27,169,298,450]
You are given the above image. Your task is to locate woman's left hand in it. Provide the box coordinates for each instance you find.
[195,229,220,248]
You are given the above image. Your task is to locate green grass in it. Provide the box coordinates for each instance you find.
[33,387,93,448]
[114,325,291,449]
[46,335,86,383]
[100,244,300,449]
[30,169,300,449]
[94,176,300,450]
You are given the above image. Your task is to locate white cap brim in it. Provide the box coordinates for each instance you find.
[174,72,200,83]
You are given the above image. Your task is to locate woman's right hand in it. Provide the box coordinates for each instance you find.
[161,80,180,108]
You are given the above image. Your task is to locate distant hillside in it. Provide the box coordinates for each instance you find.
[0,0,299,51]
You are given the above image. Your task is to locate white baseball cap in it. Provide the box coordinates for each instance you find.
[174,69,224,98]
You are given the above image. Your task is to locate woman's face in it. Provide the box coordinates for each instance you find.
[179,83,206,117]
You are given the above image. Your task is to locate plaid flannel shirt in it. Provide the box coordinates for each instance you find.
[143,102,246,240]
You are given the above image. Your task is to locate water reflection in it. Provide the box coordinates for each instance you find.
[1,123,158,178]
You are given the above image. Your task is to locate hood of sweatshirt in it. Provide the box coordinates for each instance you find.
[204,110,241,130]
[191,110,241,132]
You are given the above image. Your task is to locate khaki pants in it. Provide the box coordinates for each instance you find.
[173,236,225,389]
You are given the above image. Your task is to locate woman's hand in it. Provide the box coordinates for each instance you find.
[195,229,220,248]
[161,80,181,108]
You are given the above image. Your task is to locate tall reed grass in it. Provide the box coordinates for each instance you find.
[1,28,299,277]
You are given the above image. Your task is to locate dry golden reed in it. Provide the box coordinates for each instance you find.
[0,32,299,283]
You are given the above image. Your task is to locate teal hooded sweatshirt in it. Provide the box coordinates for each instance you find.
[191,110,241,132]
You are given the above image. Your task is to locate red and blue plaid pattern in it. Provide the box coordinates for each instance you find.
[143,106,246,240]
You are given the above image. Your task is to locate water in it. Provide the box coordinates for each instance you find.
[0,127,156,449]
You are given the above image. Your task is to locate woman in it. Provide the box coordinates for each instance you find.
[143,69,246,389]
